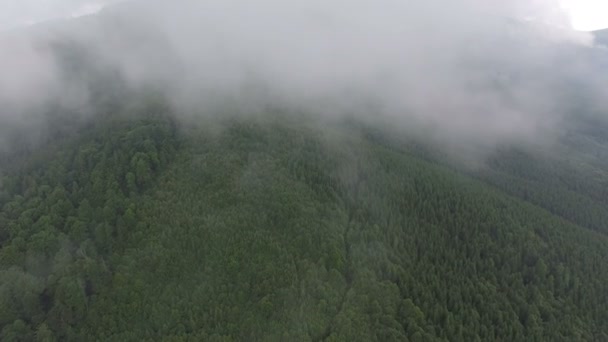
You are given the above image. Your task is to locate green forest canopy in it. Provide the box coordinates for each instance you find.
[0,101,607,341]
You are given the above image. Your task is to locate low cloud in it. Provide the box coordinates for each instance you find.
[0,0,605,153]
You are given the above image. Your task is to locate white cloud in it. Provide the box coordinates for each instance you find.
[560,0,608,31]
[0,0,604,156]
[0,0,116,30]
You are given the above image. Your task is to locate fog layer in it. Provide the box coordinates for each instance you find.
[0,0,605,152]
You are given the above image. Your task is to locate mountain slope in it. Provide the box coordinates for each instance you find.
[594,28,608,46]
[1,105,607,341]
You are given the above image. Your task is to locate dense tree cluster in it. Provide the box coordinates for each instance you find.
[0,110,607,341]
[0,108,177,340]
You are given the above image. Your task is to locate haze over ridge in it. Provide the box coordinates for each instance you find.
[0,0,606,154]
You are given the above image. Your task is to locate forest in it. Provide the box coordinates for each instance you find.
[0,97,607,341]
[0,2,608,339]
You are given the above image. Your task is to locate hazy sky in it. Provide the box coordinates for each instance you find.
[1,0,607,31]
[560,0,608,31]
[0,0,606,156]
[0,0,115,30]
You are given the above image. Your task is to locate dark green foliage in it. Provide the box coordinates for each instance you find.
[0,103,177,340]
[0,110,607,341]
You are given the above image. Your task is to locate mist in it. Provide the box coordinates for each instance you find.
[0,0,605,154]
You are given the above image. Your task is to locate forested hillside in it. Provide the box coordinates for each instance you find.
[3,0,608,340]
[0,101,607,341]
